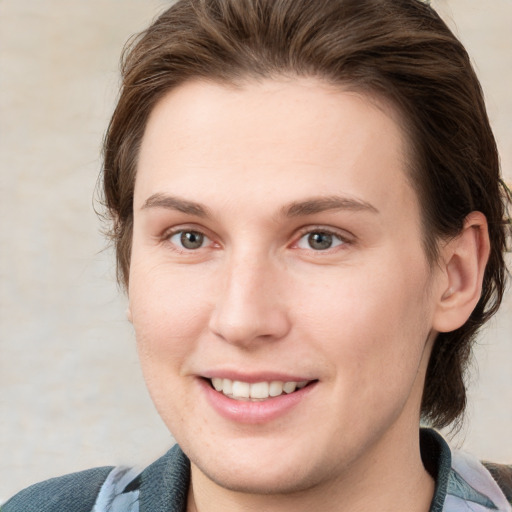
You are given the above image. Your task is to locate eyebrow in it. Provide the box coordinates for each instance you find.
[282,196,379,217]
[141,193,379,218]
[141,193,209,217]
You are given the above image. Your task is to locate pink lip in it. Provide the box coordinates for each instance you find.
[198,377,317,424]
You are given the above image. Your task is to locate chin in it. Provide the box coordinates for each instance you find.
[184,431,349,498]
[192,457,328,496]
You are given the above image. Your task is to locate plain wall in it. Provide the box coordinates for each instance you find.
[0,0,511,501]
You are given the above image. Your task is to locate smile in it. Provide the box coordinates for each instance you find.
[210,378,310,401]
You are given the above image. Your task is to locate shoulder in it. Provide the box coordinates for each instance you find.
[420,429,512,511]
[483,462,512,504]
[1,466,113,512]
[448,450,512,511]
[1,445,190,512]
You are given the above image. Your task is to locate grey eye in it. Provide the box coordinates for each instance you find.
[307,232,333,250]
[296,231,345,251]
[170,230,207,250]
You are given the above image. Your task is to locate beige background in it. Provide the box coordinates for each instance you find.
[0,0,511,502]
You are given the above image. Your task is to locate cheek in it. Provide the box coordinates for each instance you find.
[129,262,215,367]
[128,264,216,425]
[299,258,433,385]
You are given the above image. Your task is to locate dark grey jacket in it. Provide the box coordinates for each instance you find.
[2,445,190,512]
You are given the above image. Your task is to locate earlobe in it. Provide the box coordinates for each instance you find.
[126,306,133,324]
[432,212,490,333]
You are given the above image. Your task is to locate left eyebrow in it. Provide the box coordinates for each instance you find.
[141,193,210,217]
[282,196,379,217]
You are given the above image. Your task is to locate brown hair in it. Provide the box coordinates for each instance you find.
[102,0,511,428]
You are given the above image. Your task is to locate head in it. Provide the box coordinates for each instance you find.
[103,0,509,449]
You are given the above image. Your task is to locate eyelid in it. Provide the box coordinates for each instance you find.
[291,226,355,250]
[159,223,354,252]
[170,230,210,249]
[161,224,219,251]
[161,222,211,239]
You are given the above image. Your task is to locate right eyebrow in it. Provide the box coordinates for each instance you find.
[141,193,210,217]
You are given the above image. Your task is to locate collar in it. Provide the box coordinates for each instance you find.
[421,428,511,512]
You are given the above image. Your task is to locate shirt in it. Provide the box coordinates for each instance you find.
[3,429,511,512]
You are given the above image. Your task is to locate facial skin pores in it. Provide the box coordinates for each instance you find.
[128,78,453,510]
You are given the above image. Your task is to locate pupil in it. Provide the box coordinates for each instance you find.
[308,232,332,250]
[181,231,204,249]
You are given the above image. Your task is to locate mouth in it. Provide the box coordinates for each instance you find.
[207,377,314,401]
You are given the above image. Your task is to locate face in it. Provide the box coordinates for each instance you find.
[129,78,442,495]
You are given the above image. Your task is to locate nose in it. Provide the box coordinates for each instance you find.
[208,254,291,347]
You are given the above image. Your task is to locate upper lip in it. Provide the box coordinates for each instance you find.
[200,370,315,383]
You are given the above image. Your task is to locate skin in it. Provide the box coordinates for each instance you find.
[128,78,489,512]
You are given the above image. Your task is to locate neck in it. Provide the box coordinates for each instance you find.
[186,426,435,512]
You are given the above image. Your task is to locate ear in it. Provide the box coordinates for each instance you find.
[126,305,133,324]
[432,212,490,333]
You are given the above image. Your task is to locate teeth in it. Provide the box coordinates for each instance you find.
[269,381,283,397]
[222,378,233,395]
[210,378,310,400]
[250,381,269,399]
[212,377,223,391]
[232,380,250,398]
[283,381,297,394]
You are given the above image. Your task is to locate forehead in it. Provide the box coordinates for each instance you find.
[135,77,419,224]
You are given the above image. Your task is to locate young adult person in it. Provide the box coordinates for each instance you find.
[4,0,511,511]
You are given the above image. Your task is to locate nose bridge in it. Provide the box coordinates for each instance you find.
[208,248,290,345]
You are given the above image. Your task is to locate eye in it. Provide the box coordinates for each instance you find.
[169,230,210,250]
[296,231,345,251]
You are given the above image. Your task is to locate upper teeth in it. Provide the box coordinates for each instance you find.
[211,378,309,400]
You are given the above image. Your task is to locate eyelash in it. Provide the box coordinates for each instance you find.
[164,228,215,252]
[293,227,351,252]
[162,226,352,253]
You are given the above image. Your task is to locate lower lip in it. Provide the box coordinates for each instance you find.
[199,379,317,424]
